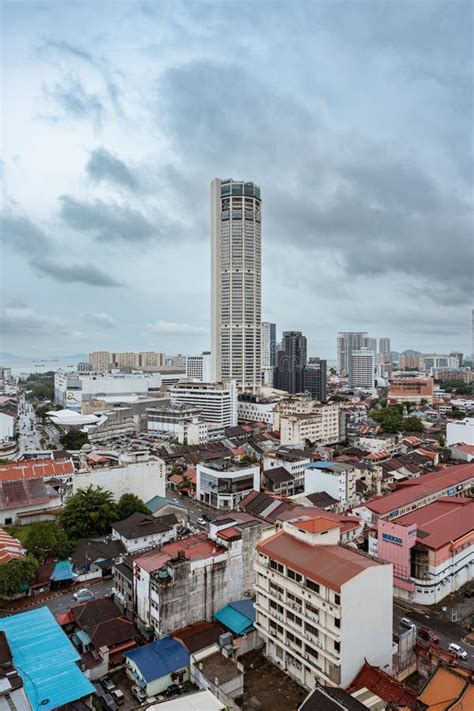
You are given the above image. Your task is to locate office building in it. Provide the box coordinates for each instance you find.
[54,370,163,410]
[388,377,434,405]
[261,322,276,385]
[89,351,166,372]
[196,459,260,509]
[278,403,341,447]
[378,338,391,355]
[211,178,262,391]
[254,515,393,688]
[186,352,213,382]
[304,358,327,402]
[274,331,307,394]
[336,332,370,375]
[169,380,238,428]
[349,348,375,390]
[398,354,420,371]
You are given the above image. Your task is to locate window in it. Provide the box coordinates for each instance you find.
[334,617,340,629]
[306,579,320,594]
[334,594,340,605]
[4,518,12,525]
[270,560,284,574]
[288,568,303,584]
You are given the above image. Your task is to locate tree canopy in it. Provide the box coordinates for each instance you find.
[60,430,89,450]
[59,486,118,540]
[24,521,73,562]
[0,556,39,598]
[371,405,424,434]
[116,493,149,521]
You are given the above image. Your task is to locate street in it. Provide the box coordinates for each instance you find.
[165,487,217,526]
[394,601,474,669]
[0,579,114,618]
[17,394,42,451]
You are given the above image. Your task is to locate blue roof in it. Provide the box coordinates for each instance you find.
[124,636,189,682]
[215,599,256,635]
[0,607,94,710]
[146,495,187,513]
[51,560,74,581]
[306,461,334,469]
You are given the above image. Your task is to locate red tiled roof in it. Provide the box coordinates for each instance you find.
[454,443,474,454]
[294,517,341,534]
[257,532,383,592]
[217,526,242,540]
[136,533,225,572]
[0,458,74,482]
[169,474,183,485]
[0,528,23,565]
[395,497,474,549]
[348,661,418,709]
[363,463,474,515]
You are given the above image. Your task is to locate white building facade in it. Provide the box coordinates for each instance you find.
[72,454,166,503]
[447,417,474,446]
[196,461,260,509]
[170,381,238,428]
[211,178,262,391]
[350,348,375,390]
[186,352,213,383]
[54,370,162,410]
[303,462,357,506]
[279,404,340,447]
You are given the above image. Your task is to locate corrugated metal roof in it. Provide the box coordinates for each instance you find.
[51,560,74,581]
[214,599,255,635]
[124,636,189,682]
[0,607,94,710]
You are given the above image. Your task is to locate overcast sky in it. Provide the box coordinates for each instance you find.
[1,0,472,359]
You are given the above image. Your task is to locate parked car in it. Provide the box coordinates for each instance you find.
[448,643,468,660]
[164,684,185,698]
[73,588,96,603]
[418,627,440,644]
[101,692,118,711]
[111,689,125,706]
[101,678,116,693]
[400,617,416,630]
[197,517,207,526]
[131,685,147,703]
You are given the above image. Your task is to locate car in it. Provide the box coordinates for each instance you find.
[202,514,212,522]
[164,684,184,698]
[417,627,440,644]
[131,685,147,703]
[197,517,207,526]
[111,689,125,706]
[448,643,468,660]
[101,693,118,710]
[101,678,116,693]
[400,617,416,630]
[73,588,96,603]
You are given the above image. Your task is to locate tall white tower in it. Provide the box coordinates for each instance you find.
[211,178,262,391]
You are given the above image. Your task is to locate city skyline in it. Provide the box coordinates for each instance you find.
[1,1,471,358]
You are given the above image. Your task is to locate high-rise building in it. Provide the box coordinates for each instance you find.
[211,178,262,391]
[304,357,327,402]
[378,338,391,355]
[349,348,375,390]
[185,351,212,382]
[89,351,110,372]
[89,351,165,372]
[274,331,307,394]
[169,380,238,428]
[336,332,370,375]
[261,322,276,385]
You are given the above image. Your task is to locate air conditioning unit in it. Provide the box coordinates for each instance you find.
[303,654,309,660]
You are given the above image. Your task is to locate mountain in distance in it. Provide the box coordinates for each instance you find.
[390,349,422,360]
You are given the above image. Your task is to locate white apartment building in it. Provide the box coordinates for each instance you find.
[147,404,209,445]
[304,462,357,506]
[186,352,213,382]
[196,460,260,509]
[169,380,238,428]
[279,404,340,447]
[263,451,311,490]
[238,398,276,425]
[254,516,393,689]
[54,370,162,410]
[447,417,474,446]
[336,332,370,375]
[350,348,375,390]
[211,178,262,391]
[89,351,165,371]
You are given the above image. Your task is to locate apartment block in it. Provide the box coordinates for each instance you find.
[304,462,358,506]
[254,516,393,689]
[388,377,434,405]
[186,352,213,382]
[169,380,238,428]
[278,404,341,447]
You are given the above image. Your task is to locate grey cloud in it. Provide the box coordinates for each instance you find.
[84,312,118,328]
[34,258,123,287]
[59,194,157,243]
[0,305,69,336]
[0,212,51,256]
[86,147,138,191]
[43,76,104,121]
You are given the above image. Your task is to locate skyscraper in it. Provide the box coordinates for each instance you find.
[304,357,327,401]
[379,338,391,354]
[211,178,262,391]
[337,332,370,374]
[350,348,375,390]
[274,331,307,393]
[261,321,276,385]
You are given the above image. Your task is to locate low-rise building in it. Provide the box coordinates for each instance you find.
[388,377,434,405]
[263,448,311,490]
[190,645,244,704]
[196,459,260,510]
[254,515,393,689]
[125,637,189,698]
[262,467,295,496]
[447,417,474,446]
[303,461,358,506]
[237,394,277,425]
[111,512,178,554]
[71,537,125,581]
[170,381,238,428]
[279,404,341,447]
[147,404,209,445]
[0,479,61,526]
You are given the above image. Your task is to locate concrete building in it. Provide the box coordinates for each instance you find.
[254,516,393,689]
[304,462,358,506]
[147,404,208,444]
[368,497,474,605]
[89,351,165,371]
[111,512,178,554]
[337,332,370,375]
[186,352,213,383]
[379,338,391,355]
[211,178,262,391]
[447,417,474,446]
[349,348,375,390]
[279,404,341,447]
[54,370,163,410]
[388,377,434,405]
[71,453,166,504]
[398,354,421,370]
[274,331,307,394]
[304,358,327,402]
[0,413,14,442]
[196,459,260,510]
[170,381,237,428]
[263,449,311,491]
[237,394,276,425]
[261,322,277,386]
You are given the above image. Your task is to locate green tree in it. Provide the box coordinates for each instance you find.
[0,556,39,597]
[59,486,118,540]
[403,416,424,433]
[116,493,149,521]
[60,430,89,449]
[438,434,446,447]
[24,521,73,561]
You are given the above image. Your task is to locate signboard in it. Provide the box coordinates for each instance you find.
[382,532,403,546]
[388,510,399,519]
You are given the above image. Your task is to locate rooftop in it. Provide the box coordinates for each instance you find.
[198,650,242,685]
[294,517,341,534]
[417,663,473,710]
[347,660,418,710]
[300,686,368,711]
[214,599,255,635]
[257,531,382,592]
[0,458,74,483]
[172,621,224,654]
[263,466,294,484]
[395,497,474,549]
[112,511,174,539]
[362,463,474,515]
[125,636,189,682]
[0,607,94,710]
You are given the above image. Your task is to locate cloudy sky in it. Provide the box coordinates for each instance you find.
[1,0,472,359]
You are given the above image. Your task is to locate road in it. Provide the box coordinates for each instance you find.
[165,487,216,526]
[17,395,42,451]
[394,601,474,669]
[0,580,114,618]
